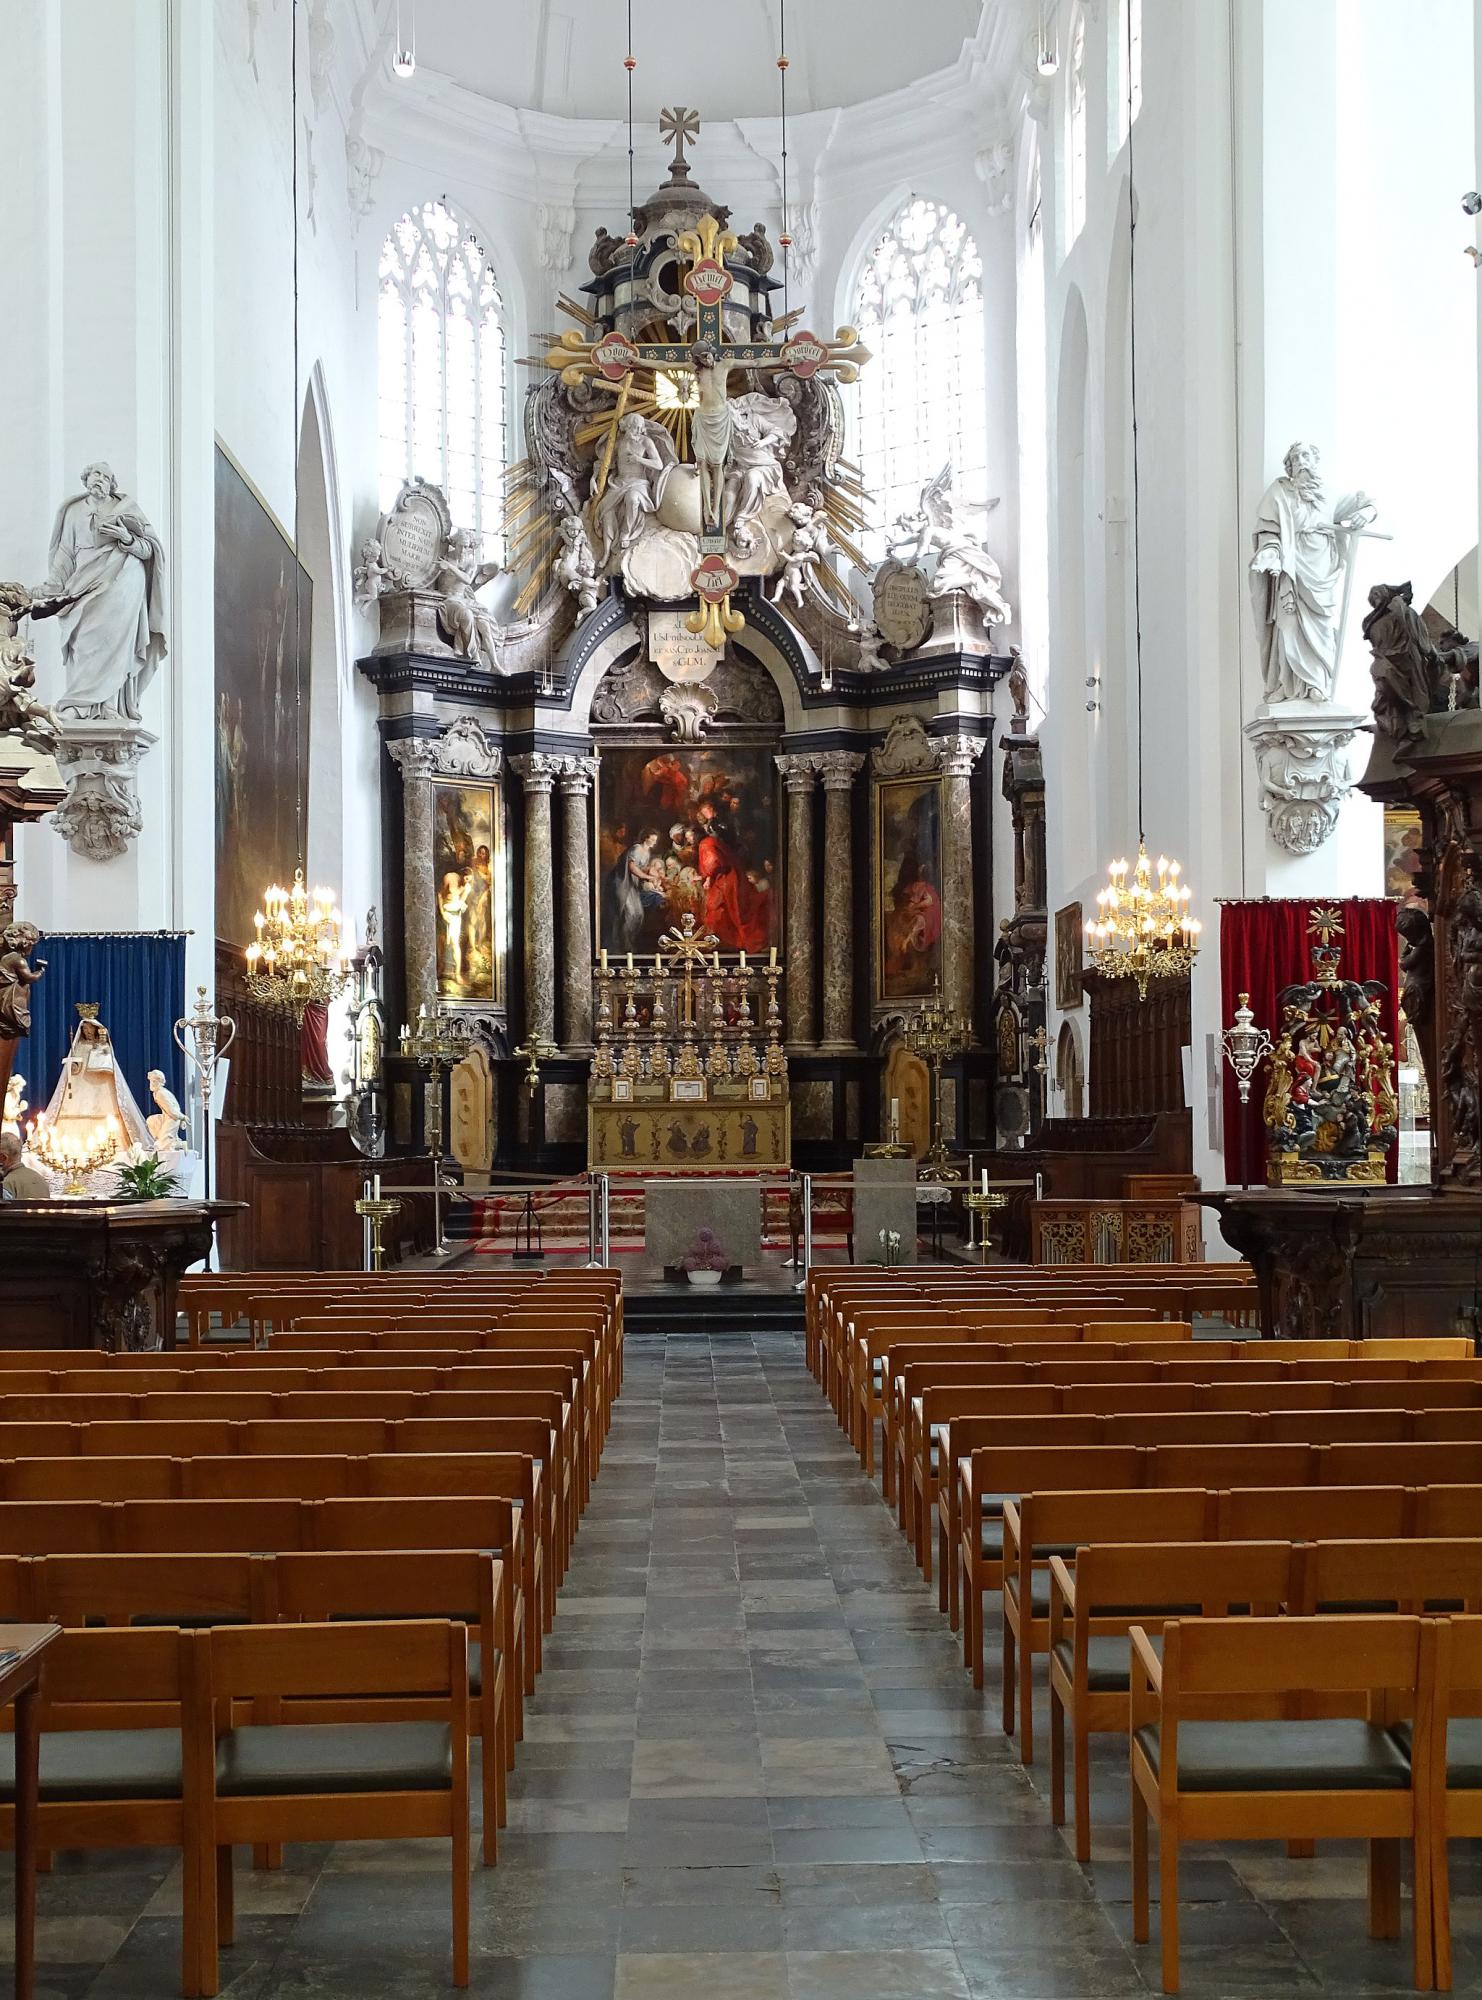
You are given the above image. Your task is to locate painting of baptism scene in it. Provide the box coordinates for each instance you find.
[3,2,1481,1996]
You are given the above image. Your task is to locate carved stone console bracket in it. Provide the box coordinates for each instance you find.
[51,717,158,862]
[1243,701,1370,857]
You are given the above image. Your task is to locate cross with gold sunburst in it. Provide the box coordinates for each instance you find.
[511,114,872,648]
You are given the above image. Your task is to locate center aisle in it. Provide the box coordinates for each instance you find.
[501,1328,1142,1999]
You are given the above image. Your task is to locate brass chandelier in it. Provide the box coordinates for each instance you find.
[1086,846,1200,1000]
[245,868,351,1019]
[1085,1,1200,1003]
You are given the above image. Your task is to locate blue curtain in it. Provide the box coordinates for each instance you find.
[24,935,187,1117]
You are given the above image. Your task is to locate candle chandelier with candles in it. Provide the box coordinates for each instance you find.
[1086,1,1201,1002]
[245,869,351,1019]
[245,0,350,1019]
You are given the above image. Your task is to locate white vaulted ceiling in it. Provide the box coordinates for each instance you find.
[396,0,986,121]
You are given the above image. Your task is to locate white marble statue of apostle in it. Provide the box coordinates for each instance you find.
[145,1068,189,1156]
[1249,441,1376,705]
[41,462,167,722]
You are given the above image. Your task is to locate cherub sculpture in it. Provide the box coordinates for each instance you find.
[554,513,601,618]
[771,501,828,612]
[2,1072,26,1137]
[891,465,1013,627]
[852,623,889,672]
[352,536,391,607]
[145,1068,189,1156]
[0,924,45,1042]
[433,529,502,670]
[0,644,63,756]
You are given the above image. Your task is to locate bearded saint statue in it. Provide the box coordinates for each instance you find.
[1249,441,1374,705]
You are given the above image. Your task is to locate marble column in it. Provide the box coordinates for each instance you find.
[512,753,561,1043]
[388,737,438,1018]
[557,755,599,1052]
[776,753,818,1048]
[815,751,865,1053]
[934,734,986,1025]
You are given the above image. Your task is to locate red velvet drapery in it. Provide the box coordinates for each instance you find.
[1219,898,1399,1184]
[300,1000,335,1088]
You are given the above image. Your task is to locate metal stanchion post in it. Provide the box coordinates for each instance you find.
[798,1172,813,1291]
[586,1175,600,1267]
[600,1173,611,1266]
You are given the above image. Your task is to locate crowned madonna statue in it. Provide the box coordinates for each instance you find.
[27,1004,155,1191]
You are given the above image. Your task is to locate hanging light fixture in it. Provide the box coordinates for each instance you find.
[1085,0,1200,1003]
[246,0,351,1022]
[1035,0,1059,75]
[392,0,416,78]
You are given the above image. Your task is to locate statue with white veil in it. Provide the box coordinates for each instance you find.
[593,415,679,567]
[31,1006,153,1168]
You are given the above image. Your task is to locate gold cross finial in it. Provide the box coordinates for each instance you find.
[659,106,700,176]
[1308,904,1345,948]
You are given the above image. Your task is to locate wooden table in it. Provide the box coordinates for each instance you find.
[1,1624,60,2000]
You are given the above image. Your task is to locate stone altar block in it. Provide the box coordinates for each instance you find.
[853,1156,919,1266]
[645,1179,762,1273]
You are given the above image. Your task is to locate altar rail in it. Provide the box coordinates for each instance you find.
[1030,1197,1205,1266]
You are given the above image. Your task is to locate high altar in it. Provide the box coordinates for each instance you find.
[356,114,1012,1177]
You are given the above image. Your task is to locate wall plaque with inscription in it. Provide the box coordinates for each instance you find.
[649,610,722,683]
[380,481,452,591]
[873,563,933,653]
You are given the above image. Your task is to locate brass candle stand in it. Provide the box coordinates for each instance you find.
[964,1186,1009,1263]
[399,1005,462,1256]
[354,1193,403,1271]
[900,984,971,1181]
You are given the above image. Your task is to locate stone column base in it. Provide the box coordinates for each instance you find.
[1243,701,1370,857]
[52,717,158,862]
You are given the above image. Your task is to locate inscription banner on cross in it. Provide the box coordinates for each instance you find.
[546,207,868,648]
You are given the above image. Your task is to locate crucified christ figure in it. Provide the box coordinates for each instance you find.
[688,343,734,534]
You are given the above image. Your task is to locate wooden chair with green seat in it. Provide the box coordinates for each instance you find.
[1129,1613,1437,1995]
[0,1625,213,1995]
[1049,1539,1295,1866]
[197,1619,472,1994]
[270,1549,508,1862]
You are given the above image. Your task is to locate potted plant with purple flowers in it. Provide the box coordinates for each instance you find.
[680,1225,727,1288]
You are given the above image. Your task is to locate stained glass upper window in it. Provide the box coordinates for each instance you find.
[851,198,987,563]
[378,201,507,561]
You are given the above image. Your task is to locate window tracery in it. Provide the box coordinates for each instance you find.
[851,197,987,562]
[378,200,507,561]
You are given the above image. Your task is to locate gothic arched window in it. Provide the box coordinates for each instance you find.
[378,200,508,560]
[852,197,987,562]
[1066,8,1088,243]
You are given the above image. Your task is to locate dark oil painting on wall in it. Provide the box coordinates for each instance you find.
[598,746,779,956]
[876,775,943,1000]
[214,445,312,949]
[434,780,501,1003]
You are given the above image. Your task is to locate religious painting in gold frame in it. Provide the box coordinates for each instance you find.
[875,775,944,1002]
[433,779,503,1004]
[596,745,780,957]
[1055,902,1084,1009]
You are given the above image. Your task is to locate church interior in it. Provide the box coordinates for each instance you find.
[2,0,1482,1994]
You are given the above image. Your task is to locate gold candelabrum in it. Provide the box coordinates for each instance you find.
[398,1004,461,1159]
[590,914,785,1094]
[900,983,971,1180]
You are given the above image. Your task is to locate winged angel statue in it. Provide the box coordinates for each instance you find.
[891,465,1012,627]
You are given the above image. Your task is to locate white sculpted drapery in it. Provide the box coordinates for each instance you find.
[1249,442,1374,705]
[42,463,167,721]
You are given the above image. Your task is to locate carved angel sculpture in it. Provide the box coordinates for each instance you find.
[771,502,829,612]
[593,415,679,568]
[555,513,602,618]
[0,924,46,1042]
[145,1068,189,1156]
[352,536,390,608]
[891,465,1013,627]
[433,529,502,671]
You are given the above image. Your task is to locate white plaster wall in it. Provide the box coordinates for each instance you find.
[1034,0,1476,1192]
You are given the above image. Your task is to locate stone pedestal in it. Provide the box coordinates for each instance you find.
[853,1156,919,1266]
[512,753,560,1044]
[934,735,986,1024]
[644,1178,763,1273]
[51,717,157,862]
[816,751,864,1053]
[1243,701,1370,857]
[776,754,817,1048]
[557,757,598,1052]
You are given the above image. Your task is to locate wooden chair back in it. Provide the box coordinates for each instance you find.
[1220,1485,1412,1542]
